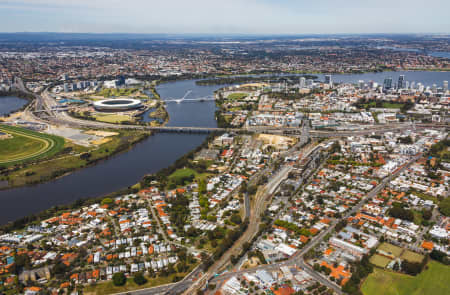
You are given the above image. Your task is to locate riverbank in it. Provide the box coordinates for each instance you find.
[0,71,447,224]
[0,130,218,231]
[0,76,221,224]
[144,86,170,126]
[0,91,34,117]
[0,129,151,189]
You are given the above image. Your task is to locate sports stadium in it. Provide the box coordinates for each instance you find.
[93,98,142,111]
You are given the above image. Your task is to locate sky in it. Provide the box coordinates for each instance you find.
[0,0,449,34]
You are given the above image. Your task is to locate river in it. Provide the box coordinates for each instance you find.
[0,96,28,116]
[0,72,449,224]
[0,80,226,224]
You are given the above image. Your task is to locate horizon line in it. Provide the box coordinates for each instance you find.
[0,32,449,36]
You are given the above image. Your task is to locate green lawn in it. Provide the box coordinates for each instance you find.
[412,210,424,226]
[227,92,248,100]
[94,114,133,123]
[96,88,139,97]
[370,254,392,268]
[362,101,404,109]
[0,124,65,167]
[83,274,177,295]
[168,168,210,189]
[382,102,404,109]
[362,261,450,295]
[169,167,197,179]
[410,189,439,203]
[377,242,403,257]
[401,250,424,263]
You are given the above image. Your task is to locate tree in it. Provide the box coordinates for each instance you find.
[230,213,242,224]
[422,210,432,220]
[15,253,31,271]
[113,272,126,286]
[393,261,400,271]
[430,250,449,264]
[207,215,217,222]
[398,136,413,144]
[168,194,190,229]
[52,261,68,278]
[208,284,216,290]
[439,197,450,217]
[101,198,113,206]
[133,272,147,285]
[247,185,257,195]
[80,152,92,161]
[389,205,414,221]
[401,260,423,276]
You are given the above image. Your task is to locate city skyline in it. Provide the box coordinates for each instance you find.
[0,0,449,34]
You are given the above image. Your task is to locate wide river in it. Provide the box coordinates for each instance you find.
[0,96,28,116]
[0,71,449,224]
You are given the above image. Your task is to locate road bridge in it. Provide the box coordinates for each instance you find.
[15,79,448,137]
[164,96,216,103]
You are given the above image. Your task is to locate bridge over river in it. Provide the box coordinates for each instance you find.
[129,123,448,136]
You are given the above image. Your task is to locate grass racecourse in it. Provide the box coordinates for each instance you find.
[0,124,65,167]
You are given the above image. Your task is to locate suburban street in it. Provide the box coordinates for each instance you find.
[8,78,447,295]
[101,137,427,295]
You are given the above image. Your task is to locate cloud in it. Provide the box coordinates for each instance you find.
[0,0,448,33]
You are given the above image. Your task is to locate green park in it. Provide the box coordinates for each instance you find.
[362,261,450,295]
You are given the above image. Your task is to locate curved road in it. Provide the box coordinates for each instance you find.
[14,79,447,295]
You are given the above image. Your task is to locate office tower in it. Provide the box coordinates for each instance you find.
[398,75,405,89]
[63,83,69,92]
[410,81,416,89]
[383,77,393,90]
[432,84,437,93]
[444,81,448,92]
[417,83,424,92]
[118,75,125,86]
[358,80,365,89]
[299,77,305,88]
[405,81,409,89]
[325,75,332,86]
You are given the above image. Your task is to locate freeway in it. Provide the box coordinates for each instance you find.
[13,80,446,295]
[17,81,447,136]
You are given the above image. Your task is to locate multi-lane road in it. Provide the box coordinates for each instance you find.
[14,80,447,295]
[99,141,426,295]
[16,81,448,137]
